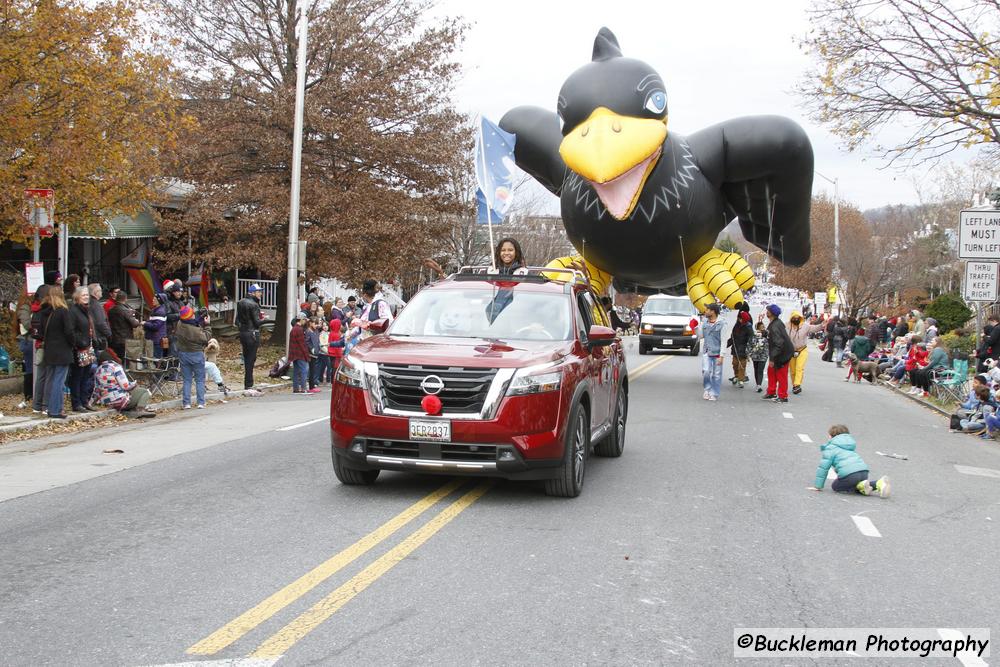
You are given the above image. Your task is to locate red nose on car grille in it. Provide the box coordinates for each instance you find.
[378,364,499,414]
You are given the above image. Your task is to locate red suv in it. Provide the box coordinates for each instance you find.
[330,269,628,497]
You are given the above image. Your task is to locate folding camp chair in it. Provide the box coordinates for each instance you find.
[127,356,181,398]
[932,359,970,405]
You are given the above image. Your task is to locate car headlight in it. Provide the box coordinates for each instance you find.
[335,356,364,388]
[641,323,653,333]
[507,362,562,396]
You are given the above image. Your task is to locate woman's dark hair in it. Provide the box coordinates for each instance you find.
[494,238,524,268]
[62,274,80,293]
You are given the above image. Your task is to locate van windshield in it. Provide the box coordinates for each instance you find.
[644,298,697,317]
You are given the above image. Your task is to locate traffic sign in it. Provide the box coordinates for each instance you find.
[964,261,999,302]
[959,209,1000,260]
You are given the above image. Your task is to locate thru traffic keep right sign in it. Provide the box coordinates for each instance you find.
[964,261,999,302]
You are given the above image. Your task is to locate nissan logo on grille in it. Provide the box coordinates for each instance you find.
[420,374,445,395]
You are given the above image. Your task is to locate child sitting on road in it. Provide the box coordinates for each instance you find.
[810,425,890,498]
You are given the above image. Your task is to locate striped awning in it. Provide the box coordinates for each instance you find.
[70,210,159,239]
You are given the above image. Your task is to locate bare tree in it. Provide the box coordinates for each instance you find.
[798,0,1000,166]
[151,0,468,339]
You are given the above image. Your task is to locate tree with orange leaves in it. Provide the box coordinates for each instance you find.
[0,0,191,242]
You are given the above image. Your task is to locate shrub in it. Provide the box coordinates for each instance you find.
[926,293,973,333]
[939,332,974,360]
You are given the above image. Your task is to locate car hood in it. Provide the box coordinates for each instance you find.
[351,335,573,369]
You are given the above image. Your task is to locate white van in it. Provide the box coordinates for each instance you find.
[638,294,700,355]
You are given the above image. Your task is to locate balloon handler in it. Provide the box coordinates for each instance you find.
[810,425,891,498]
[501,28,813,310]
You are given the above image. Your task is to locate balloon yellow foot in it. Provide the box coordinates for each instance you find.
[544,255,613,294]
[686,249,755,313]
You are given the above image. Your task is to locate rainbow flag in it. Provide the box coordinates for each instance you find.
[125,267,159,308]
[188,263,209,308]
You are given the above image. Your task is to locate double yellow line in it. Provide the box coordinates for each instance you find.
[630,354,671,380]
[188,479,490,658]
[188,352,672,659]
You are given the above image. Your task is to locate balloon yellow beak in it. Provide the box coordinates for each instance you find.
[559,107,667,220]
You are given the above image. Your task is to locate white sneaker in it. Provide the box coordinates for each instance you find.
[182,405,191,410]
[702,391,710,400]
[197,404,205,409]
[707,395,717,401]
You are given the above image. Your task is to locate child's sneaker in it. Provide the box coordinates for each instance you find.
[875,476,891,498]
[703,391,710,400]
[855,480,872,496]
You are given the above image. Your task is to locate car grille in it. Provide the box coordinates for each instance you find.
[648,324,687,336]
[378,364,499,414]
[365,439,498,462]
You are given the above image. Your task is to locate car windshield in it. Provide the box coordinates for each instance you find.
[388,288,573,341]
[644,298,696,317]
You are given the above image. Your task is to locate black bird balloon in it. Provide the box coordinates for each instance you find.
[500,27,814,311]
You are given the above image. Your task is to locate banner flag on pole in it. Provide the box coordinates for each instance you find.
[474,116,516,225]
[121,242,162,308]
[188,263,210,308]
[125,268,158,308]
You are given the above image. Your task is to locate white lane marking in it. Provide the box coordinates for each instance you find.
[851,515,881,538]
[797,433,813,443]
[954,464,1000,479]
[782,412,793,419]
[141,658,282,667]
[276,416,327,432]
[936,628,988,667]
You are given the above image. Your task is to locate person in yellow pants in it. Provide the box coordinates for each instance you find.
[787,311,825,394]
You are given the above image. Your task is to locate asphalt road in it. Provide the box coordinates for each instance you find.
[1,336,998,666]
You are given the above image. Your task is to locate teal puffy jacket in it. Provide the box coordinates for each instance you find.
[814,434,868,489]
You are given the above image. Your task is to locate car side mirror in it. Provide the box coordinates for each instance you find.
[587,325,616,346]
[368,318,389,334]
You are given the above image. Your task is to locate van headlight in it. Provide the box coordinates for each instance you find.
[335,355,364,388]
[641,323,653,333]
[507,362,562,396]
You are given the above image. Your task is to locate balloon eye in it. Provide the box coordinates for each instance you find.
[644,91,667,115]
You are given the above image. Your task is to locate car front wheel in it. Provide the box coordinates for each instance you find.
[332,448,380,485]
[544,402,589,497]
[689,341,700,356]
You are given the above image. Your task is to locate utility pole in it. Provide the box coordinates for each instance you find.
[285,0,310,350]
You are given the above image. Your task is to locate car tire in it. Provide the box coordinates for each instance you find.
[595,385,627,458]
[689,341,700,356]
[639,343,649,355]
[332,448,380,485]
[544,401,589,498]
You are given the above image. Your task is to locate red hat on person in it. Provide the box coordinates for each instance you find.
[738,311,751,324]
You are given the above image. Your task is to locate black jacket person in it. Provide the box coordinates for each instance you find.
[235,284,263,390]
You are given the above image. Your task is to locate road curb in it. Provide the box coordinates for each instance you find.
[878,380,952,417]
[0,380,292,439]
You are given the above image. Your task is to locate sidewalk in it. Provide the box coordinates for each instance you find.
[0,380,291,441]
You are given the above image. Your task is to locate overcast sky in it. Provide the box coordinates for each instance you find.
[433,0,963,213]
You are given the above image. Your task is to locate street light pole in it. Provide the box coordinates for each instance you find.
[814,171,839,283]
[285,0,310,351]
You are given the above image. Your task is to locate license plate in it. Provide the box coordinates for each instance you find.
[409,419,451,442]
[662,338,673,345]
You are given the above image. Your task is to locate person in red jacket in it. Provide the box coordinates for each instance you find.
[288,315,311,393]
[327,318,345,376]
